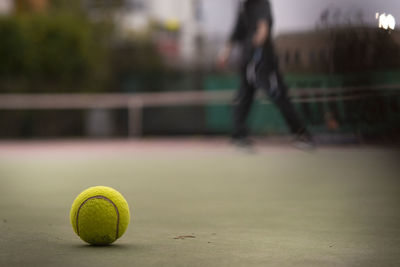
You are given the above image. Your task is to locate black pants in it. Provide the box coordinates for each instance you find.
[233,65,306,139]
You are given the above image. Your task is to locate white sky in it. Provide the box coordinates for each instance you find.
[201,0,400,36]
[271,0,400,33]
[0,0,12,14]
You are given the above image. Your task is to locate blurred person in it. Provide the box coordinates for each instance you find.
[217,0,314,149]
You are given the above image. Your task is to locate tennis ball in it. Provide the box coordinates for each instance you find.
[70,186,130,245]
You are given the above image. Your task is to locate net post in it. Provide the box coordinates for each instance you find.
[127,98,143,138]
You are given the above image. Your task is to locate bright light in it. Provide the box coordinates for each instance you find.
[377,13,396,30]
[387,15,396,30]
[380,14,389,29]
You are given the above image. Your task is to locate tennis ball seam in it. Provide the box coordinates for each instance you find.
[76,195,120,240]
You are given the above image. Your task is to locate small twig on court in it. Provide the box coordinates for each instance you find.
[173,235,196,240]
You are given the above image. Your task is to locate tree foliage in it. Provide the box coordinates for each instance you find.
[0,14,108,93]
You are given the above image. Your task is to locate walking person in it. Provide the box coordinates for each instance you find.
[217,0,314,149]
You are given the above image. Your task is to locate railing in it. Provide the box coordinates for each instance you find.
[0,85,399,136]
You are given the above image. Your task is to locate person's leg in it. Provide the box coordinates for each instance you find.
[260,69,314,148]
[232,78,256,141]
[260,70,305,134]
[275,85,306,135]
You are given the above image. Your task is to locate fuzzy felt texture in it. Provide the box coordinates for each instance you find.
[70,186,130,245]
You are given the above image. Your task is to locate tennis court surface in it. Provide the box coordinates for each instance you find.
[0,139,399,267]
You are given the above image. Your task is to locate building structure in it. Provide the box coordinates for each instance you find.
[275,27,400,74]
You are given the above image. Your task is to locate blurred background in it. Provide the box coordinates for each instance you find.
[0,0,399,143]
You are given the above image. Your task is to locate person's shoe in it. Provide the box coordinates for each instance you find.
[231,137,253,147]
[231,137,255,153]
[293,133,316,151]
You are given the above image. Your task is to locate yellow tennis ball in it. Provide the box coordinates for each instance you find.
[70,186,130,245]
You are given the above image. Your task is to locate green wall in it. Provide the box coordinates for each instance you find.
[204,71,400,136]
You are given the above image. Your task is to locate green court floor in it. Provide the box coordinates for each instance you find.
[0,140,399,266]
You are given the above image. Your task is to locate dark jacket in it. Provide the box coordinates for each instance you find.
[230,0,276,67]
